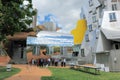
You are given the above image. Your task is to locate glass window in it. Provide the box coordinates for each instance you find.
[92,16,97,23]
[89,0,93,6]
[72,52,79,57]
[85,34,89,42]
[89,24,92,32]
[112,4,117,10]
[96,30,99,39]
[109,12,117,22]
[81,49,85,57]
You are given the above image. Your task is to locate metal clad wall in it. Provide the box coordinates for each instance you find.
[96,53,109,67]
[110,50,120,71]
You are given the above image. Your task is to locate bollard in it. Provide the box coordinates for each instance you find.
[6,64,12,71]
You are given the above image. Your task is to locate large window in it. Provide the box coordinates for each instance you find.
[112,4,117,10]
[109,12,117,22]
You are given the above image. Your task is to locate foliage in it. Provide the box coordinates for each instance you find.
[0,66,20,80]
[53,46,60,53]
[41,67,120,80]
[0,0,36,41]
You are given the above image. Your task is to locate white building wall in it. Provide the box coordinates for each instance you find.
[101,11,120,41]
[79,0,120,64]
[78,0,101,63]
[43,22,56,31]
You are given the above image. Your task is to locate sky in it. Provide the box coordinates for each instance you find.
[32,0,88,33]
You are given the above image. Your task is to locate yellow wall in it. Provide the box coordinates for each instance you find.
[71,19,87,44]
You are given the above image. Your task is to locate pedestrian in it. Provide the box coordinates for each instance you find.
[63,58,66,67]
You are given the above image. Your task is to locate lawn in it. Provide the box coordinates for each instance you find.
[0,66,20,80]
[42,67,120,80]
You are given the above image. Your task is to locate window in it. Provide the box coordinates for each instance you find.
[112,4,117,10]
[85,34,89,42]
[92,16,97,23]
[92,8,97,14]
[89,0,93,6]
[113,43,120,49]
[109,12,117,22]
[72,52,79,57]
[89,24,92,32]
[81,49,85,57]
[96,30,99,39]
[111,0,117,2]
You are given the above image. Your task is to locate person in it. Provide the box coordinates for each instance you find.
[63,58,66,67]
[61,58,64,67]
[31,58,35,65]
[39,58,44,67]
[55,58,59,66]
[47,58,51,66]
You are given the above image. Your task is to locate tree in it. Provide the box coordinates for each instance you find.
[0,0,36,41]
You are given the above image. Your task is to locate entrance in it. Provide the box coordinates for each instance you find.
[6,40,27,64]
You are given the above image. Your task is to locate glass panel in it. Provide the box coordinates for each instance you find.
[81,49,85,57]
[89,0,93,6]
[112,4,117,10]
[89,24,92,32]
[85,34,89,42]
[109,12,117,22]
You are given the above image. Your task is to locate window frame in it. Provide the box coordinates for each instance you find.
[89,24,93,32]
[89,0,93,7]
[112,4,117,10]
[81,49,85,57]
[85,34,89,42]
[109,12,117,22]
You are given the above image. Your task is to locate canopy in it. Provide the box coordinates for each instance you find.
[27,31,74,46]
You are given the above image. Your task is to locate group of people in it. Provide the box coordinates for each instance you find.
[29,57,66,67]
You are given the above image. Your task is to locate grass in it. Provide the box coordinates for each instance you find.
[0,66,20,80]
[41,67,120,80]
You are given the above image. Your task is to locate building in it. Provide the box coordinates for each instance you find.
[43,22,57,31]
[79,0,120,71]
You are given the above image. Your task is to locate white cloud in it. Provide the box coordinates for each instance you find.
[32,0,88,33]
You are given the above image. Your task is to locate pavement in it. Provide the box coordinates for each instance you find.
[4,64,52,80]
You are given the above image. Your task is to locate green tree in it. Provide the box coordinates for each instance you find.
[0,0,36,41]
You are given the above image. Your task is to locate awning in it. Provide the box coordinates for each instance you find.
[27,31,74,46]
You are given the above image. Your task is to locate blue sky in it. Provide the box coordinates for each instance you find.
[32,0,88,33]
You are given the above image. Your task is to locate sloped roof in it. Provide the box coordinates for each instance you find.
[7,32,36,40]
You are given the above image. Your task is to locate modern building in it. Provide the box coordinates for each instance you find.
[79,0,120,71]
[43,22,57,31]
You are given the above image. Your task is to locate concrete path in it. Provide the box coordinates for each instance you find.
[4,64,52,80]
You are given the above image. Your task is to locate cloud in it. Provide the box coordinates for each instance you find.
[32,0,88,33]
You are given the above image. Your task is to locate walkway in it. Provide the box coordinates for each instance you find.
[4,64,52,80]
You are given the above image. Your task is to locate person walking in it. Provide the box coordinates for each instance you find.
[63,58,66,67]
